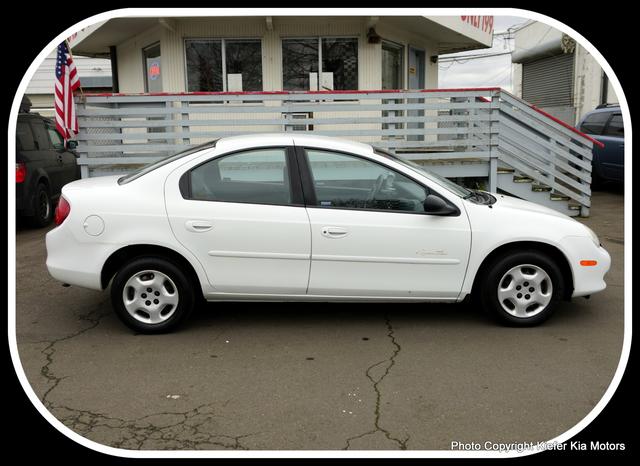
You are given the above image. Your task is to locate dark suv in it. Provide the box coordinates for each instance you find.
[16,107,80,227]
[577,104,624,185]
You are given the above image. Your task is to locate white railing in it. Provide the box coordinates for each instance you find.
[75,88,597,216]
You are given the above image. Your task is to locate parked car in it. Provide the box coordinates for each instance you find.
[16,109,80,227]
[577,104,624,185]
[45,134,611,333]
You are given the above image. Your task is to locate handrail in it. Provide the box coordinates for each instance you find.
[82,87,502,98]
[499,89,603,149]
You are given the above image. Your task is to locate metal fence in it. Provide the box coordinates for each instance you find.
[75,87,596,216]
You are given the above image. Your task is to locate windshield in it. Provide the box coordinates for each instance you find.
[118,140,218,185]
[373,147,473,198]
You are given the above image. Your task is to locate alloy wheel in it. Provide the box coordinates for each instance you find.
[497,264,553,318]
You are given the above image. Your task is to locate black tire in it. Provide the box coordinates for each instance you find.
[28,183,53,228]
[110,257,195,333]
[478,250,565,326]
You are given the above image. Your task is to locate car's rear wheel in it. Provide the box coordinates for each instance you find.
[28,183,52,227]
[110,257,195,333]
[479,251,565,326]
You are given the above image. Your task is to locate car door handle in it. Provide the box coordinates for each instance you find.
[185,220,213,232]
[321,226,348,238]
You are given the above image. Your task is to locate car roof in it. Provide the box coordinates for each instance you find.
[587,105,620,115]
[18,112,54,123]
[215,133,374,155]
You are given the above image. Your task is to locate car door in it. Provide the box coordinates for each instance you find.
[597,113,624,182]
[578,110,623,183]
[29,118,62,193]
[165,146,311,295]
[45,122,78,187]
[297,147,471,298]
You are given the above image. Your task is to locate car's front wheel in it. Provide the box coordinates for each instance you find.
[479,251,565,326]
[110,257,195,333]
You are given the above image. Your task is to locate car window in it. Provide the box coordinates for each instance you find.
[119,140,218,185]
[46,126,65,150]
[30,119,51,150]
[373,147,472,199]
[189,148,293,205]
[305,149,428,213]
[603,114,623,137]
[16,121,35,150]
[579,111,611,135]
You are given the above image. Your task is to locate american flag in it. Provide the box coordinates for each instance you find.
[55,41,81,141]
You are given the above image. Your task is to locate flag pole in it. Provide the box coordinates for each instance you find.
[64,39,85,102]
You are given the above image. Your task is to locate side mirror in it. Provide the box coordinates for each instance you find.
[66,140,78,150]
[423,194,458,216]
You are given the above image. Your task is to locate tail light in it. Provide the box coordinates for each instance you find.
[54,196,71,225]
[16,163,26,183]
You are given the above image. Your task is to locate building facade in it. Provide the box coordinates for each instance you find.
[25,52,112,117]
[71,16,493,94]
[511,20,618,125]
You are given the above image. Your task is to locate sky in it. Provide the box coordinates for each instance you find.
[438,16,531,92]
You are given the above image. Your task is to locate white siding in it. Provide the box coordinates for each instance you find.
[116,25,163,93]
[25,52,112,95]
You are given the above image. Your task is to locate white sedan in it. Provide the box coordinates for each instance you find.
[46,134,611,333]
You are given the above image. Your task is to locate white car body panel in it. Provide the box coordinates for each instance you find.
[45,133,610,306]
[165,193,311,295]
[304,207,470,298]
[460,193,611,298]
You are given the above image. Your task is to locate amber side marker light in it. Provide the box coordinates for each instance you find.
[580,260,598,266]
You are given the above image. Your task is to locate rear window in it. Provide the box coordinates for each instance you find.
[16,121,35,150]
[118,140,218,185]
[579,111,611,135]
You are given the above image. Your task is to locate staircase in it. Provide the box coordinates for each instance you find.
[496,166,582,216]
[491,91,598,217]
[407,90,598,217]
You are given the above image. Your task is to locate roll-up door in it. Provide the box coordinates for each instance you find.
[522,53,574,107]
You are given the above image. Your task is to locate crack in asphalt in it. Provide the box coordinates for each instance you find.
[40,298,112,408]
[50,403,260,450]
[343,314,409,450]
[36,300,258,450]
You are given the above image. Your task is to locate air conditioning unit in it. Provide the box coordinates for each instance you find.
[283,112,313,132]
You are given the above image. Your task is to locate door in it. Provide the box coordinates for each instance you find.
[579,110,624,182]
[165,146,311,295]
[45,123,77,188]
[522,54,575,124]
[143,42,162,92]
[407,46,426,141]
[381,41,404,135]
[598,113,624,181]
[29,118,62,193]
[299,148,471,298]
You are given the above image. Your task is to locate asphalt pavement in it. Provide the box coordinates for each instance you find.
[14,188,625,451]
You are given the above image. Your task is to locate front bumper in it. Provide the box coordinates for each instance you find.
[560,236,611,297]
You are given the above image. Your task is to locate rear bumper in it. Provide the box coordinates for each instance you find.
[560,236,611,297]
[45,222,107,290]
